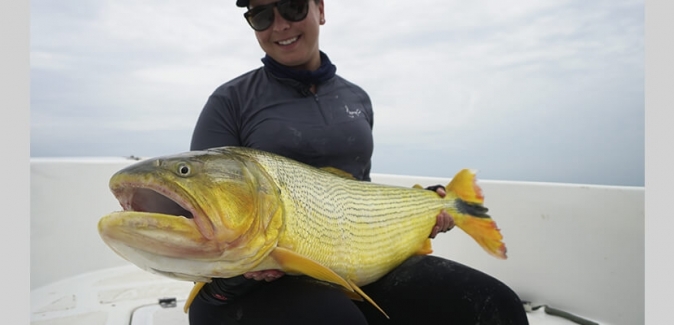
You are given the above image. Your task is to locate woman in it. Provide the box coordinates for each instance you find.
[189,0,529,324]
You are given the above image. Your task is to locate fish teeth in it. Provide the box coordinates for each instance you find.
[278,37,298,45]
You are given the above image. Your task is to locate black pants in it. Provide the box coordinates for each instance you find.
[188,256,529,325]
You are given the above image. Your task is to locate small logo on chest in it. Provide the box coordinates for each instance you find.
[344,105,362,118]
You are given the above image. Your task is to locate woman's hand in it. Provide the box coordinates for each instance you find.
[427,186,455,238]
[243,269,285,282]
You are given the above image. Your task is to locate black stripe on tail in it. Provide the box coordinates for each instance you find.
[456,200,490,219]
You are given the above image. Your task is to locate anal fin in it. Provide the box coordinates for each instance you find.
[415,238,433,255]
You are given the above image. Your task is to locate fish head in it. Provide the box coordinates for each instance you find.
[97,149,284,281]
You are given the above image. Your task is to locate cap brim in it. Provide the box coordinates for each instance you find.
[236,0,248,7]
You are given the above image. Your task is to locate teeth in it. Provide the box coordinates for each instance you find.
[278,37,298,45]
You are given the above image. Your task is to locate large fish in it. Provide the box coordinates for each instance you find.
[97,146,507,317]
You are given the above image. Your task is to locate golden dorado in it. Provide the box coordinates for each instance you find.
[97,146,507,317]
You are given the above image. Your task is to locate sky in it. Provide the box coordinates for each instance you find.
[29,0,644,186]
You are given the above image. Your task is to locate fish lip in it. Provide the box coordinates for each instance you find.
[110,179,215,240]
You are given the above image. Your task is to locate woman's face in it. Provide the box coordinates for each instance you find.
[248,0,325,70]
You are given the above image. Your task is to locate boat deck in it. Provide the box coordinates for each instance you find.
[31,265,586,325]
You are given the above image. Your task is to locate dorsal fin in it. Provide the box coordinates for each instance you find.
[320,167,356,179]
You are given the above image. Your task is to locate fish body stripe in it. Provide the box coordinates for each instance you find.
[234,149,444,284]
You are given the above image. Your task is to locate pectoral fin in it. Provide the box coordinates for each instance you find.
[270,247,353,291]
[342,288,364,301]
[183,281,206,313]
[345,279,389,319]
[270,247,390,319]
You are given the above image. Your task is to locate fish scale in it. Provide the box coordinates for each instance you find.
[232,147,451,284]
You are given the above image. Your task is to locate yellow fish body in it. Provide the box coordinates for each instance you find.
[97,146,507,317]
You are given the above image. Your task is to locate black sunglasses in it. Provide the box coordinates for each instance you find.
[244,0,310,31]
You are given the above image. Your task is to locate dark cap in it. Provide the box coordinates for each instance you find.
[236,0,248,7]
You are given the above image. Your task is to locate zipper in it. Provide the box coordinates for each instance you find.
[268,70,329,124]
[313,88,330,125]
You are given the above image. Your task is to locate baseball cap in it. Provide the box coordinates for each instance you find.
[236,0,248,7]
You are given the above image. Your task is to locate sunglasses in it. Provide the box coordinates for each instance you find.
[244,0,310,31]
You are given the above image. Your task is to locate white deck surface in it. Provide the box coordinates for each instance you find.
[31,265,582,325]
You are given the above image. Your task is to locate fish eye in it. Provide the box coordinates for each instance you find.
[177,163,191,177]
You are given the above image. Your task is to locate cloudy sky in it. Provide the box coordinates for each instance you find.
[30,0,644,186]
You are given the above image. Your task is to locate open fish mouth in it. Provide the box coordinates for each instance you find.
[99,181,224,262]
[113,184,196,220]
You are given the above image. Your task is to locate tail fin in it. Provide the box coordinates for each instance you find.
[446,169,507,260]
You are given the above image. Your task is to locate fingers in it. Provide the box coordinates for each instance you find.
[430,226,441,239]
[427,185,450,238]
[430,211,455,238]
[244,270,285,282]
[435,187,446,198]
[442,211,455,231]
[425,185,446,197]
